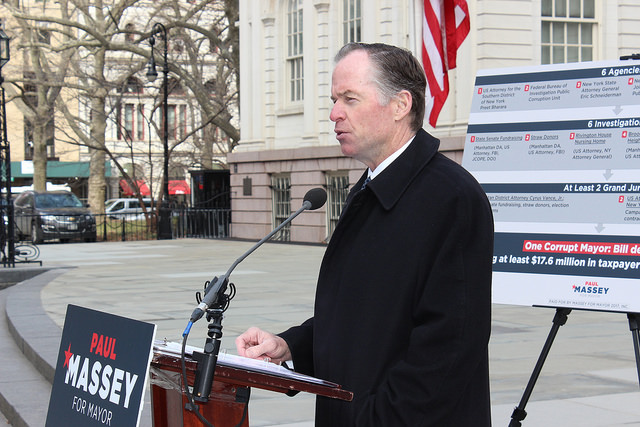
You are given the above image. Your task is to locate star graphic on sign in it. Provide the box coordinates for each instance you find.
[63,343,73,368]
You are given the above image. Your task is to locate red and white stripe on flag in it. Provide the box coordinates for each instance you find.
[422,0,470,127]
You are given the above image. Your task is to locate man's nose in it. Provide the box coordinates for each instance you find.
[329,102,343,122]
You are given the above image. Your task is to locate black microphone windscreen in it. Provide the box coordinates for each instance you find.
[304,188,327,210]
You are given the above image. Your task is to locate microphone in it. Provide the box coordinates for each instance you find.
[186,188,326,404]
[188,187,327,324]
[301,187,327,210]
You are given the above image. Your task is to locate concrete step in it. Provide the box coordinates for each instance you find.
[0,271,55,427]
[0,268,153,426]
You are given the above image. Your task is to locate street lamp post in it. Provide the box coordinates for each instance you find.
[147,22,172,240]
[0,24,15,266]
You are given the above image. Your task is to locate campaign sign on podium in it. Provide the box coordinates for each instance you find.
[462,59,640,312]
[46,305,156,427]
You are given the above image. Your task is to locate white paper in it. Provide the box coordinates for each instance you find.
[153,340,337,387]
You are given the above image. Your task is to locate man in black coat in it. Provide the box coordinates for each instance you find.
[236,42,494,426]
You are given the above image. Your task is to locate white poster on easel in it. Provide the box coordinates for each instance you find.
[462,59,640,313]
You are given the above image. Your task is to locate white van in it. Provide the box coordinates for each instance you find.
[105,198,154,219]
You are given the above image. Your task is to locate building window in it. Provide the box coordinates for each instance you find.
[37,28,51,44]
[118,76,144,94]
[169,78,185,96]
[168,105,176,140]
[287,0,304,102]
[172,38,184,54]
[23,72,55,160]
[343,0,361,44]
[178,105,187,140]
[117,103,146,141]
[23,118,55,160]
[159,105,177,140]
[136,104,145,140]
[124,104,134,140]
[169,165,184,180]
[125,23,135,43]
[326,173,349,240]
[46,138,55,159]
[541,0,595,64]
[24,124,34,160]
[271,175,291,241]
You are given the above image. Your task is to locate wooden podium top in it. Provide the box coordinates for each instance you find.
[150,341,353,402]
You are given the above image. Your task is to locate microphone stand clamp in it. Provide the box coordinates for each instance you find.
[190,277,234,403]
[191,307,224,402]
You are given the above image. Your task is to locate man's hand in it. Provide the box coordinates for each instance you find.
[235,326,292,364]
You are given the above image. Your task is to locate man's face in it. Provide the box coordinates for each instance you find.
[330,50,397,169]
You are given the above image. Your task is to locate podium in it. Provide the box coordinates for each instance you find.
[149,342,353,427]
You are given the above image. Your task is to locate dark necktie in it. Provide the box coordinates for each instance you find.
[361,176,371,190]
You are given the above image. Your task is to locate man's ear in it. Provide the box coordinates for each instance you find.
[393,90,412,121]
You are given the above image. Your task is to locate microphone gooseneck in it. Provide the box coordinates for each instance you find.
[188,187,327,324]
[183,187,326,411]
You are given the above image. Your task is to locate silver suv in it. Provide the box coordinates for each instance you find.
[105,198,154,220]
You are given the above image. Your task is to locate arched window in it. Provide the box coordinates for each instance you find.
[205,79,216,97]
[168,78,185,96]
[118,76,144,94]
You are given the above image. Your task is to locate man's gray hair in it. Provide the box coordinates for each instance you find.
[335,43,427,131]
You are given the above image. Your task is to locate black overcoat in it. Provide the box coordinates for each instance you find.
[280,129,494,426]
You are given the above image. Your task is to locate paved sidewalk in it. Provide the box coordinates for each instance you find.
[3,238,640,426]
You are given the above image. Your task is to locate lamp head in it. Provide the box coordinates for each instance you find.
[146,55,158,82]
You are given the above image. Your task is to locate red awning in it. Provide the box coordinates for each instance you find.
[119,179,151,196]
[169,180,190,195]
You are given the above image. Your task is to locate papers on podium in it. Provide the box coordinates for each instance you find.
[153,340,338,387]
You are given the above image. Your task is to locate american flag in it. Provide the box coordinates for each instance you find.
[422,0,470,127]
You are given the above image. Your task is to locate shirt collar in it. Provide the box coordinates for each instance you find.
[367,135,416,180]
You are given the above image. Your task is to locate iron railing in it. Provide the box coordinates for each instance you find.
[2,208,231,247]
[171,208,231,239]
[99,208,231,241]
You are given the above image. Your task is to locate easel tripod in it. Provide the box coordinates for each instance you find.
[508,308,640,427]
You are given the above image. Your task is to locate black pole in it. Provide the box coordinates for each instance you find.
[150,23,172,240]
[0,26,14,267]
[509,308,571,427]
[628,313,640,387]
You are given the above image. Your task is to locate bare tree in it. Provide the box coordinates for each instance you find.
[1,0,76,191]
[2,0,239,213]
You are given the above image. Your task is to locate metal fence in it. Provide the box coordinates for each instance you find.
[97,213,156,242]
[171,208,231,239]
[98,208,231,241]
[1,207,230,267]
[6,208,231,244]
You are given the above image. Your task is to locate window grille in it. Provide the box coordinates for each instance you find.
[541,0,595,64]
[326,173,349,240]
[271,175,291,241]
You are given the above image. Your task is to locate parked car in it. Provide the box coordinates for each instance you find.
[14,191,97,244]
[105,198,154,220]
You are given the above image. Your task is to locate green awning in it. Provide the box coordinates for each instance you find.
[11,161,112,178]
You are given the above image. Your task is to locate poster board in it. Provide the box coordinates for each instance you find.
[462,59,640,313]
[46,305,156,427]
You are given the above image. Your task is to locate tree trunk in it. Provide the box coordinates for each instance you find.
[32,114,48,192]
[200,111,214,169]
[88,93,107,213]
[87,43,108,213]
